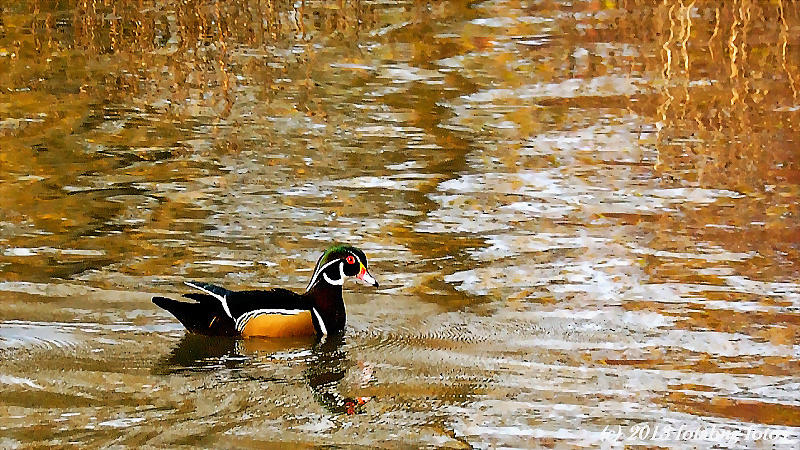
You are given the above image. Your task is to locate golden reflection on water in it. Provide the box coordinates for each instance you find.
[1,0,799,447]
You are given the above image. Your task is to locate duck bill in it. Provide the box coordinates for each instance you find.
[356,266,379,287]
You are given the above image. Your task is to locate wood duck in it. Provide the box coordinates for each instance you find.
[152,245,378,338]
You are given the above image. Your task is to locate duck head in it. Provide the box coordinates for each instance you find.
[305,245,378,291]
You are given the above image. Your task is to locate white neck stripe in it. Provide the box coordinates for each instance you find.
[306,258,342,292]
[312,307,328,335]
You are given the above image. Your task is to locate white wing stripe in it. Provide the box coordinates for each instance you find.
[185,281,233,318]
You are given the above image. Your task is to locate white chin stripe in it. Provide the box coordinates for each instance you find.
[321,262,346,286]
[323,272,344,285]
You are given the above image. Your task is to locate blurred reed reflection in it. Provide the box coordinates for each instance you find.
[632,1,800,286]
[4,0,379,118]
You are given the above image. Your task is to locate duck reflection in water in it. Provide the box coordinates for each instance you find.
[155,333,370,415]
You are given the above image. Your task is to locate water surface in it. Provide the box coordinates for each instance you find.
[1,0,799,447]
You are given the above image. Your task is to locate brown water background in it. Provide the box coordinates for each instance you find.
[1,0,799,447]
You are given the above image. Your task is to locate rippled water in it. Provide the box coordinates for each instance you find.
[1,0,799,447]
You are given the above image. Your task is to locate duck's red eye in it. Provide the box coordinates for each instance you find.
[346,255,356,264]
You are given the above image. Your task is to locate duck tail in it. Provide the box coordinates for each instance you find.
[153,296,238,336]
